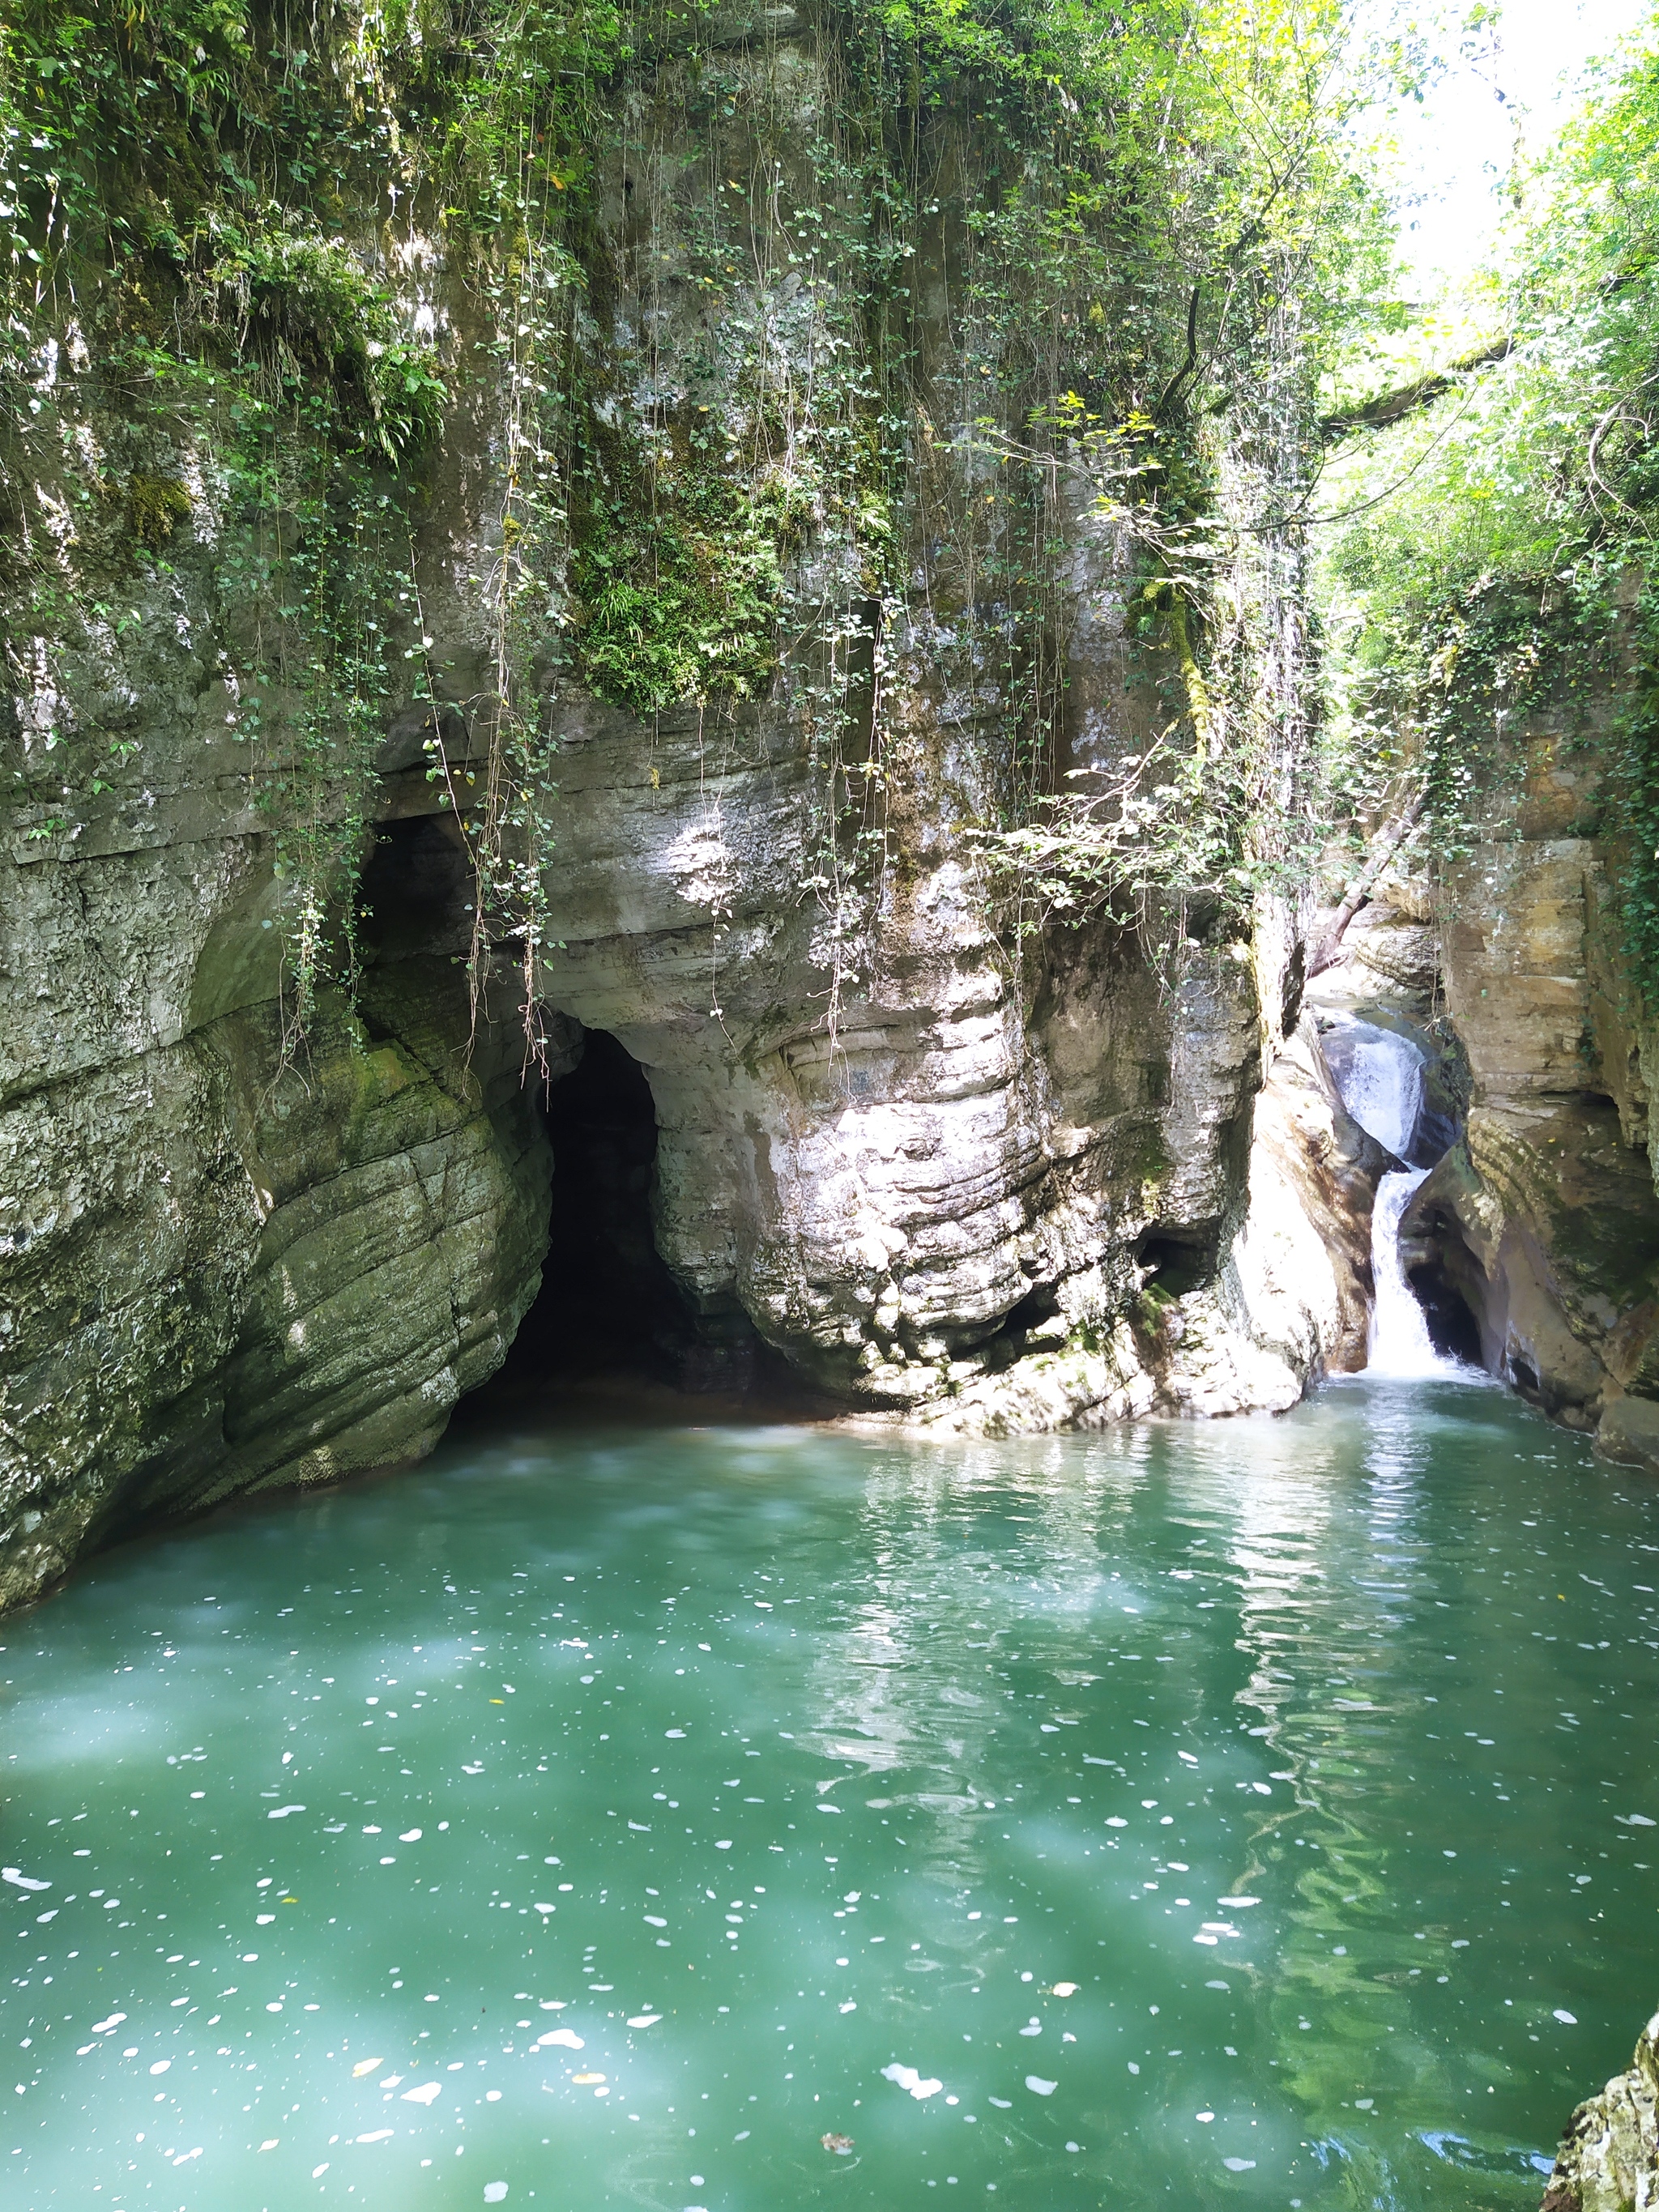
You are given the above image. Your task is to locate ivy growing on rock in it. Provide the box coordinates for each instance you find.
[0,0,1394,1048]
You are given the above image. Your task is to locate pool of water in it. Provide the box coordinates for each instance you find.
[5,1376,1658,2211]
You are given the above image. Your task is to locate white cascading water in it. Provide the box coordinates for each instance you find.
[1327,1021,1457,1377]
[1367,1165,1447,1376]
[1335,1024,1424,1159]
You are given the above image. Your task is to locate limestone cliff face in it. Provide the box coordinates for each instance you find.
[0,743,554,1612]
[1389,642,1659,1465]
[0,6,1366,1609]
[519,676,1363,1428]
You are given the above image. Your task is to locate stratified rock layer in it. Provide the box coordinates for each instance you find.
[1396,693,1659,1459]
[0,7,1367,1609]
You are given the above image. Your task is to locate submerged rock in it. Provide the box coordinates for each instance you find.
[1541,2007,1659,2212]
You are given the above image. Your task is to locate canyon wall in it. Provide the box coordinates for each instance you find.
[0,4,1380,1611]
[1371,623,1659,1469]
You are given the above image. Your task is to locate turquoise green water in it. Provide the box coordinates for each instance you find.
[4,1376,1659,2211]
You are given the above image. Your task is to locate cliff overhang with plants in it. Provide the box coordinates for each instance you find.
[0,0,1388,1609]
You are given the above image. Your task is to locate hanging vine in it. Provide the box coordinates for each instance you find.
[1,0,1390,1051]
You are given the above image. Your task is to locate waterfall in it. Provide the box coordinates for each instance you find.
[1335,1024,1426,1161]
[1368,1167,1452,1376]
[1324,1019,1460,1377]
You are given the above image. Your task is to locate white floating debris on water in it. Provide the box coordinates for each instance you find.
[2,1869,49,1892]
[882,2064,943,2099]
[2,1394,1652,2209]
[1554,2010,1578,2025]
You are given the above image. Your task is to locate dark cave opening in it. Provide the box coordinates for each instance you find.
[356,819,812,1418]
[1405,1251,1485,1366]
[359,812,471,962]
[470,1026,797,1413]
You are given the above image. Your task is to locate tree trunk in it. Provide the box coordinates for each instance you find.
[1307,791,1427,978]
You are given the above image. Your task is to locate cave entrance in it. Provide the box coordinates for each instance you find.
[472,1026,781,1412]
[1135,1221,1224,1298]
[1405,1251,1485,1366]
[498,1029,697,1396]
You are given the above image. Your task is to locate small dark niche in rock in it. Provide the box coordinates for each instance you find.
[1400,1174,1491,1373]
[1135,1221,1222,1298]
[1509,1353,1542,1397]
[358,813,472,961]
[975,1279,1064,1368]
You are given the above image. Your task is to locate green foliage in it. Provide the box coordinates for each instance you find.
[911,0,1394,946]
[200,217,450,458]
[0,0,466,1034]
[1322,5,1659,998]
[0,0,1392,1041]
[569,407,808,715]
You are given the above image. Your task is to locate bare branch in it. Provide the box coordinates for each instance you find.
[1307,789,1427,977]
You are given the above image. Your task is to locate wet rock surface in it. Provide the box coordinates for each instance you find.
[1397,708,1659,1463]
[0,12,1367,1600]
[1541,2007,1659,2212]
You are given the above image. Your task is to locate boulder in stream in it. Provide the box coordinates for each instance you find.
[1541,2006,1659,2212]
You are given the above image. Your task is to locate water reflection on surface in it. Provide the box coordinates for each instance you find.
[2,1376,1656,2210]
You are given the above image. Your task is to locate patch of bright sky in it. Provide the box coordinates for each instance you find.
[1376,0,1652,300]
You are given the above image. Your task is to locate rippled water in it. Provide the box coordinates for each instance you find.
[5,1377,1659,2211]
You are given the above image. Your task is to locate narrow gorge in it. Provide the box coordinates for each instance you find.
[1,2,1657,2208]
